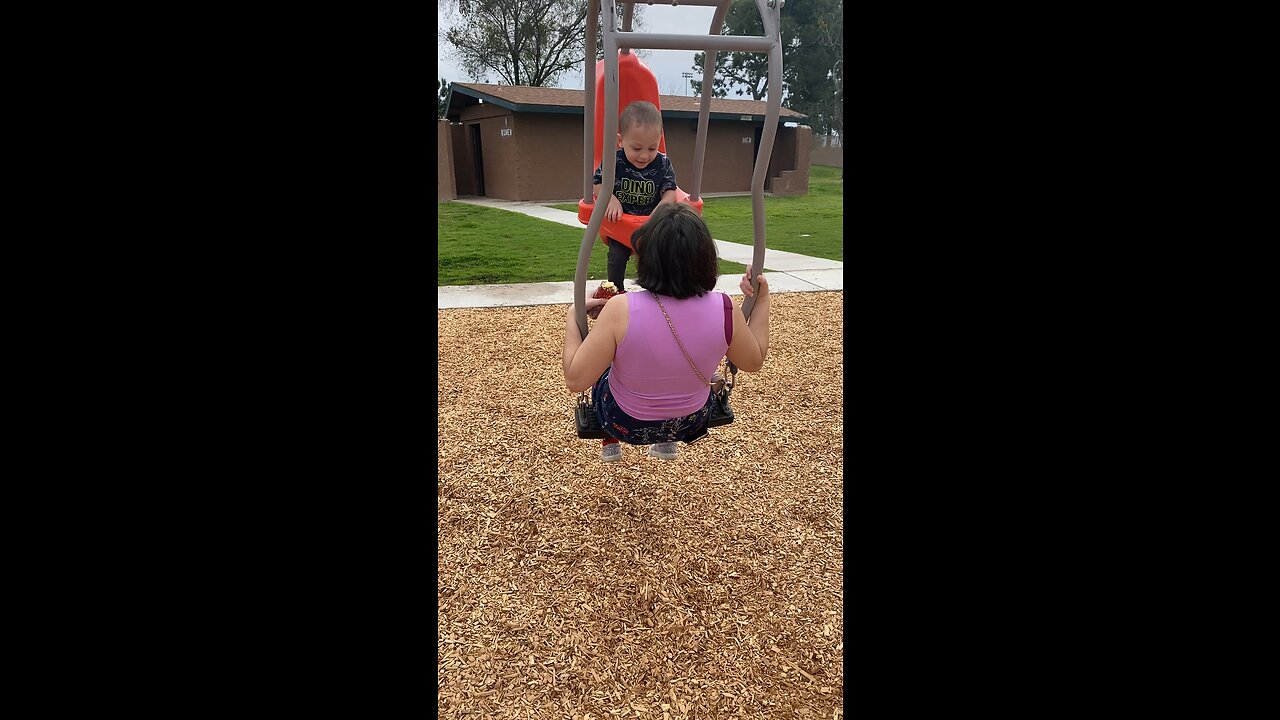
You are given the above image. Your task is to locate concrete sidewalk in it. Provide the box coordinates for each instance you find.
[441,197,842,310]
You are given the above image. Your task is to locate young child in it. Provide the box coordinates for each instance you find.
[592,100,678,294]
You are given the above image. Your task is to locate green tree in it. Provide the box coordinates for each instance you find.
[442,1,645,87]
[690,0,782,101]
[690,0,842,137]
[439,78,451,118]
[791,4,842,140]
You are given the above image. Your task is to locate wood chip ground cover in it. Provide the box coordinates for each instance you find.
[439,291,844,719]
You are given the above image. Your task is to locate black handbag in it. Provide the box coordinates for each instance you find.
[707,375,735,427]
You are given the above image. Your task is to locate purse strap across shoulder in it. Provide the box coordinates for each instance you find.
[652,294,713,387]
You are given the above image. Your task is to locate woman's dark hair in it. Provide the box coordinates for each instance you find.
[632,202,719,299]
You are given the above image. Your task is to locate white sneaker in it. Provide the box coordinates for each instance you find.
[647,442,679,460]
[602,443,623,462]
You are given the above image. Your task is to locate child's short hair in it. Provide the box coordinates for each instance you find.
[619,100,663,135]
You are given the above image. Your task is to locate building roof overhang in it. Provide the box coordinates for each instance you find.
[443,83,806,125]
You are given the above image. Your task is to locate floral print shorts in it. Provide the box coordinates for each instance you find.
[593,368,713,445]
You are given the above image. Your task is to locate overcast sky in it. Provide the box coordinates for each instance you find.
[437,4,722,97]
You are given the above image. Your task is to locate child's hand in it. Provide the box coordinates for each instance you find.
[584,295,609,319]
[606,196,622,222]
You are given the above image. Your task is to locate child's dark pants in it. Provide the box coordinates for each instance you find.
[606,238,632,290]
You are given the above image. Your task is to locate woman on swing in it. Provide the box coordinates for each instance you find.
[563,202,772,463]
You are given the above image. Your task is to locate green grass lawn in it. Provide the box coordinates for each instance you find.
[439,164,840,286]
[437,204,750,286]
[550,164,843,261]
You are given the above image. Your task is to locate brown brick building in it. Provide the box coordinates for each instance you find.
[439,83,813,202]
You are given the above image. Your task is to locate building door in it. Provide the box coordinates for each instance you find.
[470,124,486,196]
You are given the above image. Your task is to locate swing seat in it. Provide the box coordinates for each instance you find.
[577,192,704,251]
[579,52,703,252]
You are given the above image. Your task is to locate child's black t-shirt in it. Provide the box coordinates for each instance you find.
[593,149,678,216]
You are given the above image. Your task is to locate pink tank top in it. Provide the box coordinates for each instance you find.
[609,290,731,420]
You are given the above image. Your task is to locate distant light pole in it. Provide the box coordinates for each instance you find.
[681,72,693,96]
